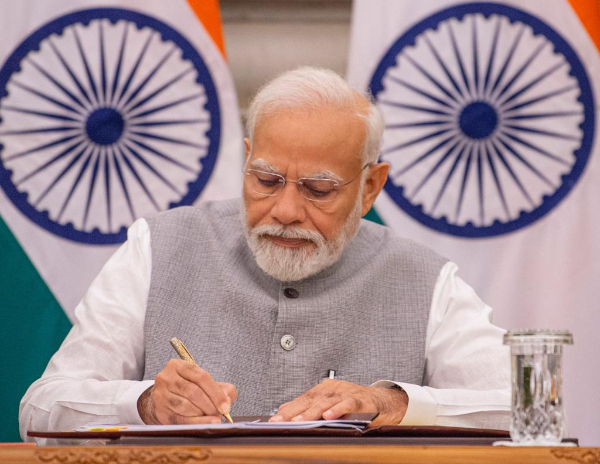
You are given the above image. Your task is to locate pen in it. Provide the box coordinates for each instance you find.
[170,337,233,423]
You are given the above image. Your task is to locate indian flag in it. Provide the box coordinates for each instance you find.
[348,0,600,445]
[0,0,243,441]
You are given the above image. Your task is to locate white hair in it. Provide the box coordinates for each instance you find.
[242,185,364,282]
[246,67,384,165]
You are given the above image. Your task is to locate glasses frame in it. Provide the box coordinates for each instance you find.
[243,162,373,203]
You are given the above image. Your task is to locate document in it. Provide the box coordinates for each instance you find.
[77,419,371,433]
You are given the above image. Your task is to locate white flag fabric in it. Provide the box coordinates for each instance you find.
[348,0,600,445]
[0,0,243,442]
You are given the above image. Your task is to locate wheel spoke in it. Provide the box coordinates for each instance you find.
[455,144,474,220]
[497,136,554,188]
[123,142,181,194]
[10,81,83,115]
[125,138,196,173]
[99,22,108,104]
[128,92,203,119]
[484,140,510,220]
[83,148,101,229]
[378,99,453,116]
[111,145,136,222]
[56,145,95,222]
[490,25,525,96]
[118,144,160,211]
[122,46,177,108]
[382,128,455,157]
[110,23,129,106]
[425,36,466,100]
[15,139,85,185]
[483,19,501,98]
[114,32,153,106]
[48,38,94,107]
[390,134,458,179]
[73,28,99,105]
[387,75,456,109]
[447,22,472,95]
[34,143,89,206]
[410,139,463,199]
[28,58,87,110]
[494,42,545,102]
[500,62,565,106]
[126,68,194,113]
[490,139,533,206]
[1,105,81,123]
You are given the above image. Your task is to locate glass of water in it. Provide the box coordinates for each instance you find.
[503,330,573,445]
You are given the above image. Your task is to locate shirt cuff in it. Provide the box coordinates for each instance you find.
[115,380,155,425]
[371,380,438,426]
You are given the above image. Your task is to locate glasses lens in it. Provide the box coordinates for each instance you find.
[298,178,339,202]
[247,170,284,196]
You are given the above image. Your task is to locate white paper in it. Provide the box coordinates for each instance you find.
[77,419,370,433]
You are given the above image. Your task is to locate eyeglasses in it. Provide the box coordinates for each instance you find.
[244,163,372,203]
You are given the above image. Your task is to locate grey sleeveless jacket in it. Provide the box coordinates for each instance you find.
[143,199,446,415]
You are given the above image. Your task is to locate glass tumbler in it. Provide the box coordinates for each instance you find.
[503,330,573,445]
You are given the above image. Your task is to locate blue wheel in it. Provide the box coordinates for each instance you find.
[0,8,221,244]
[370,3,594,237]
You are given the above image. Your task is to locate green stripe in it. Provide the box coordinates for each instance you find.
[364,206,385,225]
[0,216,71,442]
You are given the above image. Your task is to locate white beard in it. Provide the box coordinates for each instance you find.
[243,198,363,282]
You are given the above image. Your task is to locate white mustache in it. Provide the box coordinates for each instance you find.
[251,224,325,245]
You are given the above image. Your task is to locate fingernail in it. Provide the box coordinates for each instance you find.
[211,418,221,424]
[291,415,303,422]
[323,410,334,419]
[270,415,283,422]
[220,403,230,415]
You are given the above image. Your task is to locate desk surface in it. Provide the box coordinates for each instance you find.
[1,444,599,464]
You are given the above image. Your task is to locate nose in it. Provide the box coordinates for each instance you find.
[269,181,307,225]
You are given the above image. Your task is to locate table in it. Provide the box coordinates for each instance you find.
[1,444,599,463]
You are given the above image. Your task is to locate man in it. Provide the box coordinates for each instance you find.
[20,67,510,438]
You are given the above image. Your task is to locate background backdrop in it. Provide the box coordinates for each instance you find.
[1,0,597,446]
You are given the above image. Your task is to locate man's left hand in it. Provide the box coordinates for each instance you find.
[268,380,408,425]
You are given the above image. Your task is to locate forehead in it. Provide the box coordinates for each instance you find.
[250,108,365,175]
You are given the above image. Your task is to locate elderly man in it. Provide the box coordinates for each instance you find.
[20,67,509,438]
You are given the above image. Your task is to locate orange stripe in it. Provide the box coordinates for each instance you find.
[568,0,600,53]
[186,0,226,58]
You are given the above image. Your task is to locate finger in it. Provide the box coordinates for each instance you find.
[291,393,344,421]
[218,382,238,403]
[269,397,313,422]
[160,372,222,416]
[176,363,231,415]
[322,397,362,420]
[154,388,204,418]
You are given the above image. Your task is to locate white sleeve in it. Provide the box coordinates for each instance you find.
[373,261,511,429]
[19,219,154,440]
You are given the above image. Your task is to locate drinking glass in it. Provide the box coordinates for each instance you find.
[503,329,573,445]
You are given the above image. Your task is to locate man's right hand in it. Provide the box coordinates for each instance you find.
[137,359,237,424]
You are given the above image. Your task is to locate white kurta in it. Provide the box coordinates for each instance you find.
[20,219,511,440]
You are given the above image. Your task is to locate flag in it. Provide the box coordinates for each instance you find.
[0,0,243,442]
[349,0,600,445]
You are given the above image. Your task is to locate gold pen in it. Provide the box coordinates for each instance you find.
[170,337,234,423]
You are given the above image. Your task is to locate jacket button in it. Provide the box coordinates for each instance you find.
[284,288,299,299]
[280,334,296,351]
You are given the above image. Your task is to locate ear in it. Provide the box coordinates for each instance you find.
[361,162,390,217]
[244,138,252,162]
